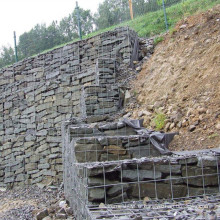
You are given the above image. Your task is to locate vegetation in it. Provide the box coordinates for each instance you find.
[153,112,166,131]
[208,133,219,139]
[154,36,164,45]
[0,46,14,68]
[0,0,219,69]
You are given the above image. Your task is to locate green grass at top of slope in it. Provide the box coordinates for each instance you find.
[128,0,220,37]
[68,0,220,39]
[9,0,220,62]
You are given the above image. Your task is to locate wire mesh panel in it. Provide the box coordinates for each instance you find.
[66,154,220,219]
[62,119,220,219]
[0,27,138,188]
[88,194,220,219]
[71,135,161,163]
[95,0,183,31]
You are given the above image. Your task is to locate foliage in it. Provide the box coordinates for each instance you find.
[157,0,167,6]
[18,22,63,59]
[0,46,15,68]
[181,0,191,16]
[94,0,128,29]
[0,0,220,69]
[169,27,177,36]
[59,7,94,41]
[0,6,94,67]
[153,112,166,131]
[127,0,220,37]
[154,36,164,45]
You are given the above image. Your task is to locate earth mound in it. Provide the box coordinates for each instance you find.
[129,5,220,151]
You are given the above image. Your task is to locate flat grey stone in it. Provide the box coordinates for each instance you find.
[122,169,161,181]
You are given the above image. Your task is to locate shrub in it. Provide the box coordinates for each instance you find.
[153,112,166,131]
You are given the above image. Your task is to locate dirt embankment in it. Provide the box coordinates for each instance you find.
[129,5,220,151]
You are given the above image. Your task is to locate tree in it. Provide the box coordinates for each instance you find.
[59,7,94,41]
[0,46,15,68]
[157,0,167,6]
[18,24,49,57]
[95,0,129,29]
[94,0,151,29]
[0,6,94,66]
[18,22,64,58]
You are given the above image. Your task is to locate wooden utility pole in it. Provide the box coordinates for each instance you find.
[128,0,134,20]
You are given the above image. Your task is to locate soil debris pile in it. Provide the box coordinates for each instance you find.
[128,5,220,151]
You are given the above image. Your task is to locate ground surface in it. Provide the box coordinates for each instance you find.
[0,186,74,220]
[1,186,220,220]
[128,5,220,151]
[90,195,220,219]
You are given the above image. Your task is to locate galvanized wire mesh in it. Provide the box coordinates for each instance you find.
[0,27,137,188]
[62,120,220,219]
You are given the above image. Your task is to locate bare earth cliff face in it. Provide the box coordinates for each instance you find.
[130,5,220,151]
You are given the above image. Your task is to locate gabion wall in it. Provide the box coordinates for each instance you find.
[62,119,220,219]
[0,27,138,187]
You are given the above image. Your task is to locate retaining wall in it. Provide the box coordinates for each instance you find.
[62,120,220,219]
[0,27,138,187]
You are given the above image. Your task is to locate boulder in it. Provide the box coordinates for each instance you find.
[103,145,127,155]
[36,209,49,220]
[107,184,130,197]
[197,156,218,167]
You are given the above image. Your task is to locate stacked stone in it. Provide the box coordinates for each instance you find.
[82,85,120,117]
[63,118,220,219]
[0,27,138,187]
[97,27,135,63]
[96,59,116,86]
[64,150,219,219]
[83,154,219,203]
[80,58,120,117]
[73,136,155,163]
[66,121,161,163]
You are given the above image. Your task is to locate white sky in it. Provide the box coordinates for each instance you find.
[0,0,104,48]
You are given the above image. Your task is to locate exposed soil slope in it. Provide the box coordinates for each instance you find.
[130,5,220,151]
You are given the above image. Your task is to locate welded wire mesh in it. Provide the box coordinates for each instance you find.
[120,0,183,21]
[95,0,213,31]
[0,27,136,188]
[64,152,220,219]
[62,120,220,219]
[88,194,220,219]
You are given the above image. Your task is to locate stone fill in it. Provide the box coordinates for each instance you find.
[62,118,220,219]
[0,27,138,187]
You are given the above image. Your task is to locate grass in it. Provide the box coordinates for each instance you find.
[38,0,220,55]
[154,36,164,45]
[129,0,220,37]
[3,0,220,63]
